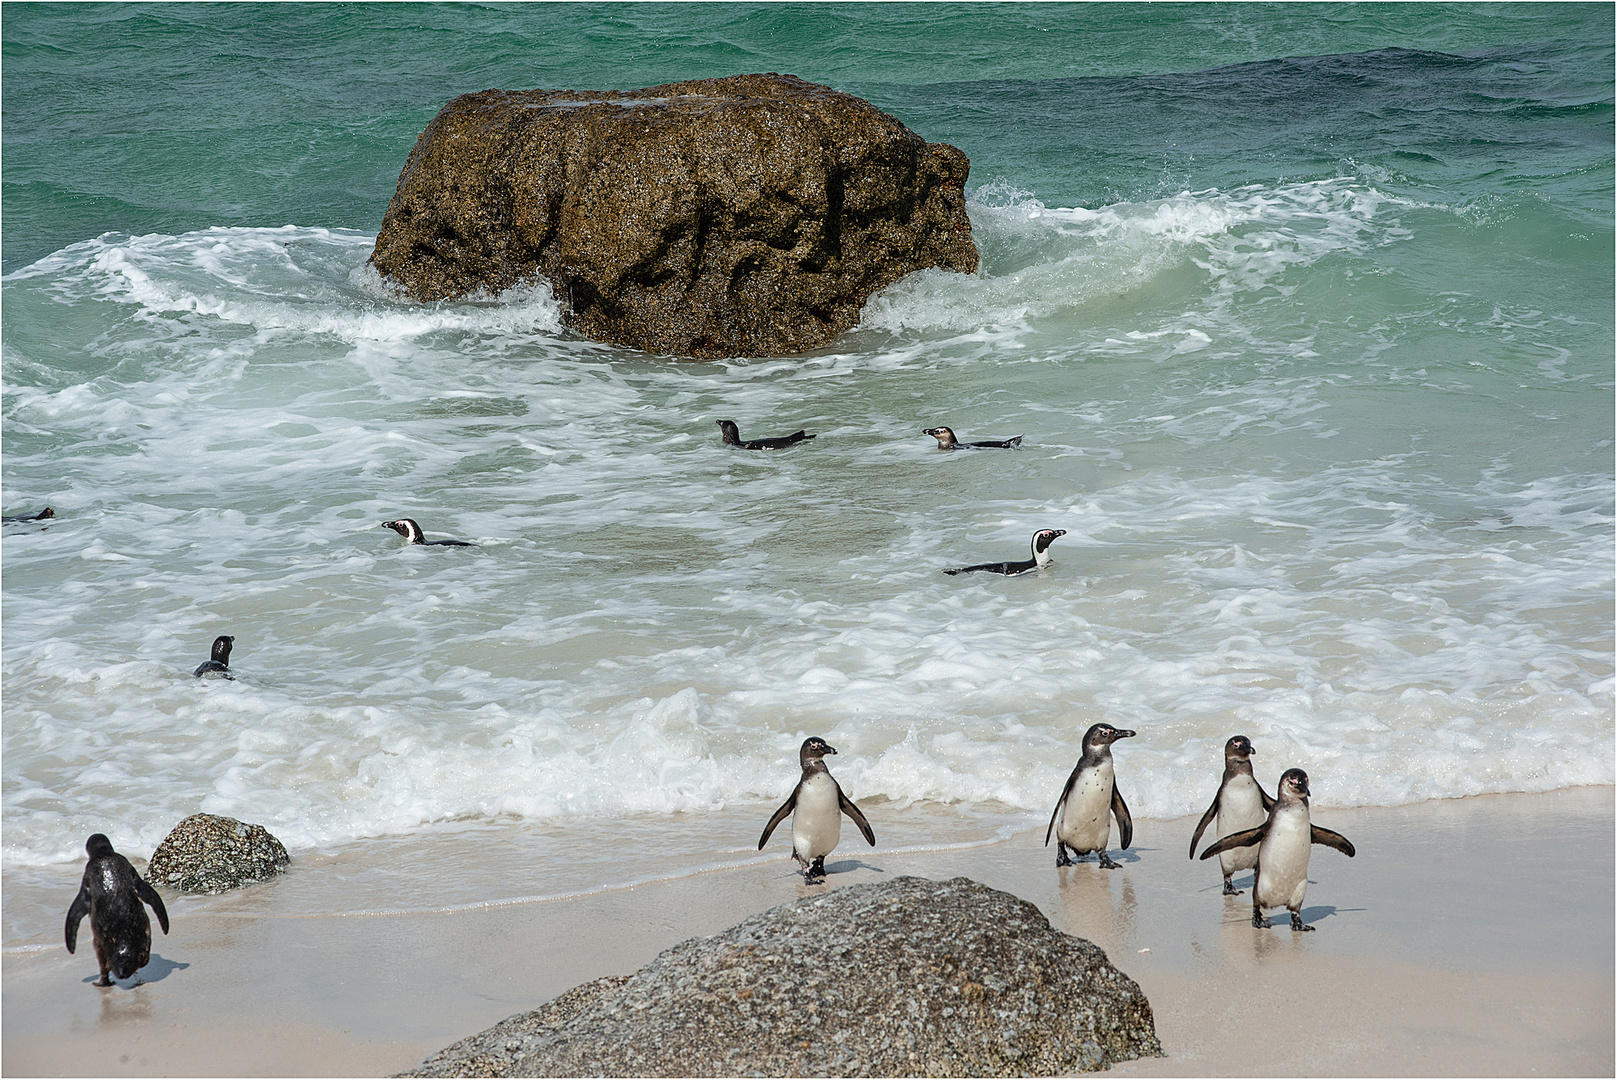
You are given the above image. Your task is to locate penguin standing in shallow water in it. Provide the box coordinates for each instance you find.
[1046,723,1135,868]
[1187,735,1274,894]
[65,834,169,987]
[1199,767,1356,931]
[922,426,1023,449]
[381,518,474,546]
[757,737,875,883]
[715,419,816,450]
[193,635,235,679]
[944,528,1065,576]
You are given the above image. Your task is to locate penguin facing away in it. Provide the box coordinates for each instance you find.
[65,834,170,986]
[193,635,235,679]
[381,518,474,546]
[1187,734,1275,894]
[1199,767,1356,931]
[757,737,875,883]
[715,419,816,450]
[944,528,1066,576]
[1046,723,1135,869]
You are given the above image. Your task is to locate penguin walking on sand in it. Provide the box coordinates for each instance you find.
[923,426,1023,449]
[1046,723,1135,869]
[757,737,875,883]
[1199,767,1356,931]
[193,635,235,679]
[65,834,170,987]
[716,419,817,450]
[1187,735,1274,894]
[381,518,474,546]
[944,528,1066,576]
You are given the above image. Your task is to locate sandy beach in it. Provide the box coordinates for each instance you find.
[4,785,1611,1077]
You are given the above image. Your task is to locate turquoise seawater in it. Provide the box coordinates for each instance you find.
[3,4,1612,934]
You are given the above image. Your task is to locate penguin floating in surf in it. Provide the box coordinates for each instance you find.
[381,518,474,546]
[1199,767,1356,931]
[923,426,1023,450]
[193,635,235,679]
[1046,723,1135,869]
[716,419,816,450]
[1187,735,1275,895]
[65,834,170,987]
[757,736,875,884]
[944,528,1065,576]
[3,507,54,523]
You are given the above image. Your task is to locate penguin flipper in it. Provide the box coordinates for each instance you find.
[757,792,797,850]
[838,787,876,847]
[1311,824,1356,858]
[1259,782,1276,813]
[1044,762,1082,846]
[1199,824,1266,860]
[136,877,170,934]
[64,885,90,952]
[1189,794,1221,858]
[1112,785,1133,850]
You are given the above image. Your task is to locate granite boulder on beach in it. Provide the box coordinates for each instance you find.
[401,875,1163,1077]
[144,813,290,893]
[368,73,979,358]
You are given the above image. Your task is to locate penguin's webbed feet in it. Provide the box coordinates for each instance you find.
[1222,878,1242,895]
[1055,847,1073,868]
[1251,911,1271,929]
[802,856,828,884]
[94,974,113,988]
[1098,852,1122,870]
[1289,912,1314,932]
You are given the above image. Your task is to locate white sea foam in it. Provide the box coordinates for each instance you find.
[2,193,1611,893]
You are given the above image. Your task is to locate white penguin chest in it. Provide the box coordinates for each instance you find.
[792,773,842,860]
[1257,808,1313,910]
[1216,775,1269,871]
[1058,760,1114,851]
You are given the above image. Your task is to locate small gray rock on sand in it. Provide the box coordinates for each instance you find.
[399,875,1163,1077]
[145,813,290,894]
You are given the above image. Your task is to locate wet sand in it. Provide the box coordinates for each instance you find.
[3,786,1611,1077]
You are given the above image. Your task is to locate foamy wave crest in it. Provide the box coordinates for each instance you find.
[861,177,1411,335]
[4,226,564,343]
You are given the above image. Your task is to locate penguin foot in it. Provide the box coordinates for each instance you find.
[1251,912,1271,929]
[1098,852,1122,870]
[1055,849,1073,868]
[1290,913,1314,932]
[94,975,112,987]
[1222,879,1242,895]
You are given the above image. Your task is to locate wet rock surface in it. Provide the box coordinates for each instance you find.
[400,875,1162,1077]
[368,73,978,358]
[145,813,290,894]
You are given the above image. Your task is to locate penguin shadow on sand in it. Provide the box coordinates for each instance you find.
[81,953,189,990]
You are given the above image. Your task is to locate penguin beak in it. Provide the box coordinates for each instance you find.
[1114,729,1136,739]
[824,744,838,755]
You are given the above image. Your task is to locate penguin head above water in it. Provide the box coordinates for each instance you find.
[1081,723,1136,752]
[208,635,234,665]
[922,426,959,448]
[1031,529,1067,565]
[1224,734,1256,762]
[798,736,838,769]
[715,420,742,446]
[1278,767,1311,802]
[381,518,426,544]
[85,833,115,859]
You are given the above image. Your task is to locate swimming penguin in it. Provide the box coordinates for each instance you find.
[1046,723,1135,869]
[64,834,170,987]
[2,507,53,523]
[757,736,875,883]
[944,529,1066,576]
[1187,735,1275,894]
[380,518,474,546]
[716,419,816,450]
[923,426,1023,449]
[193,635,235,679]
[1199,767,1356,931]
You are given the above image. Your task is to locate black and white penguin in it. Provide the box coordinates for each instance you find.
[1046,723,1136,869]
[193,635,235,679]
[1198,767,1356,931]
[944,528,1066,576]
[716,419,816,450]
[2,507,54,523]
[64,834,169,987]
[380,518,474,546]
[757,736,875,883]
[923,426,1023,450]
[1187,735,1275,894]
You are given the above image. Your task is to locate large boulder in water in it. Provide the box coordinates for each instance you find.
[145,813,290,893]
[368,74,978,358]
[400,876,1163,1077]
